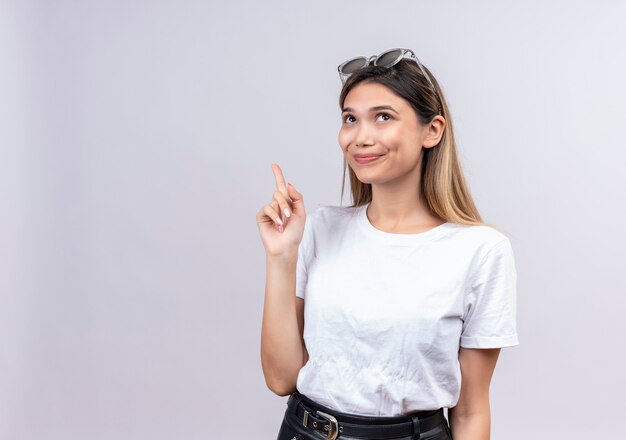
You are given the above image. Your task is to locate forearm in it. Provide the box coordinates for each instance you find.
[449,408,490,440]
[260,251,304,395]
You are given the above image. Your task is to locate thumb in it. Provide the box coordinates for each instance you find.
[287,182,305,215]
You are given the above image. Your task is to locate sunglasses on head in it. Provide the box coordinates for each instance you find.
[338,48,442,114]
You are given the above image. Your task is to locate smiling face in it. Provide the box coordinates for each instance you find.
[338,82,432,185]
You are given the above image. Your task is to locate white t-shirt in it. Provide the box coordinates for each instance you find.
[295,203,519,416]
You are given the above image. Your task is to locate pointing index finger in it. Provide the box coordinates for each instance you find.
[272,163,290,198]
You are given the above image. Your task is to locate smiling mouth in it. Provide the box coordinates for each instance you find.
[354,155,383,164]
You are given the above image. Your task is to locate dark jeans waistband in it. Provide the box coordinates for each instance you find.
[289,390,443,425]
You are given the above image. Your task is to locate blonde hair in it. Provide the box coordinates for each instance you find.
[337,58,501,231]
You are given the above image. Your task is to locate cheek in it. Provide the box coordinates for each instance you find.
[338,130,350,150]
[377,126,404,149]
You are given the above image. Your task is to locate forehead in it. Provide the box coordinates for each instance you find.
[343,82,408,111]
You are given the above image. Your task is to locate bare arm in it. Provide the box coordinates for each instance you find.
[448,347,500,440]
[260,252,307,396]
[257,164,309,396]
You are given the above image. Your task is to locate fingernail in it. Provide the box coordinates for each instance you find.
[275,217,283,226]
[278,224,283,233]
[284,208,291,218]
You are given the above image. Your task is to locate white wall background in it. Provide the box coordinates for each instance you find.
[1,0,625,438]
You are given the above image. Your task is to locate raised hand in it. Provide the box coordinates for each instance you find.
[256,163,307,257]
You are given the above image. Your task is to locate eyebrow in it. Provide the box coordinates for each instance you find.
[341,105,399,115]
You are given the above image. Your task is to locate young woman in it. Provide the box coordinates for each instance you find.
[257,48,519,440]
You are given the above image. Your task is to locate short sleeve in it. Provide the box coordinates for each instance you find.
[460,238,519,349]
[295,215,315,300]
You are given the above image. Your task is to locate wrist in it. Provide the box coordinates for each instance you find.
[266,248,299,263]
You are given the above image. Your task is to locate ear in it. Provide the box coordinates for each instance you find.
[423,115,446,148]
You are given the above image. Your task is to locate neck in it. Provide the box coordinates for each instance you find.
[366,169,444,230]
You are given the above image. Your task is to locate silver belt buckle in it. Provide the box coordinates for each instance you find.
[316,410,339,440]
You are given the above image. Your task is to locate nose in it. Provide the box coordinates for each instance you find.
[354,122,375,147]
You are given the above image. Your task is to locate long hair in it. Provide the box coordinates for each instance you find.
[337,58,499,229]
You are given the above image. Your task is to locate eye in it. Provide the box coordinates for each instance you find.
[342,114,356,124]
[342,112,392,124]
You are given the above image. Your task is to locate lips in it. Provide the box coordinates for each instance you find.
[354,154,383,158]
[354,154,383,164]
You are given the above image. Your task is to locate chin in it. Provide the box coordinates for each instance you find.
[354,173,383,185]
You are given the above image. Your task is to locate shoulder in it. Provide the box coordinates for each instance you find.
[306,204,359,230]
[453,223,510,243]
[445,222,514,260]
[447,224,517,285]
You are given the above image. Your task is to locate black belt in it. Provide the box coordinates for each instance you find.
[286,391,447,440]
